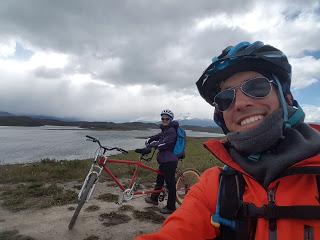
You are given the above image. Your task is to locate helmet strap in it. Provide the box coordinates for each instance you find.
[272,74,305,128]
[272,75,289,126]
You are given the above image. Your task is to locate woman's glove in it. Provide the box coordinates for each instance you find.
[145,138,151,147]
[148,141,159,148]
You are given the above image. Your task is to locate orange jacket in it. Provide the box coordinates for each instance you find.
[136,139,320,240]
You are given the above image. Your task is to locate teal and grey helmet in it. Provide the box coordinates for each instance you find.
[196,41,304,133]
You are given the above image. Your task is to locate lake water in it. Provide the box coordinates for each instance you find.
[0,126,224,165]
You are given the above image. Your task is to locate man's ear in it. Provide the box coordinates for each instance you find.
[285,93,294,106]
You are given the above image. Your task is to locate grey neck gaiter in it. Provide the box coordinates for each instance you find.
[228,123,320,187]
[226,109,284,155]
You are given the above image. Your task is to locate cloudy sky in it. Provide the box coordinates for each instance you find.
[0,0,319,122]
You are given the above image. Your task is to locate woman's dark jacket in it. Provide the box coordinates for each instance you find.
[148,121,179,164]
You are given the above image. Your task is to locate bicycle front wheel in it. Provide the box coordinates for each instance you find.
[176,169,200,205]
[68,174,97,230]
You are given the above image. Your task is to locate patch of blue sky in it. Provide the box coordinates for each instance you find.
[9,42,34,61]
[303,50,320,59]
[283,9,301,21]
[293,81,320,106]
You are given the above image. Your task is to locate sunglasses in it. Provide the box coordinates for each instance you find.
[161,117,170,121]
[213,77,275,112]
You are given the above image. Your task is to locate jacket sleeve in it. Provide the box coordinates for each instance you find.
[148,133,162,143]
[135,167,221,240]
[157,127,177,151]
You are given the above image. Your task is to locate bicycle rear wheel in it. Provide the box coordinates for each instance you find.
[68,174,97,230]
[176,169,200,205]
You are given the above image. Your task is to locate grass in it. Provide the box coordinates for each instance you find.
[83,236,100,240]
[0,183,77,211]
[132,209,165,224]
[108,137,223,182]
[0,159,92,184]
[0,137,222,185]
[0,230,35,240]
[85,205,100,212]
[0,137,222,211]
[118,204,135,212]
[96,193,118,202]
[99,211,131,227]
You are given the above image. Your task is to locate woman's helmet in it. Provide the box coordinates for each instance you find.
[161,109,174,120]
[196,41,299,133]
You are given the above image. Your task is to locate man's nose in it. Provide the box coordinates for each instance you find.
[232,89,254,111]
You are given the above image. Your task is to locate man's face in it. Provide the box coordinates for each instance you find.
[221,71,280,132]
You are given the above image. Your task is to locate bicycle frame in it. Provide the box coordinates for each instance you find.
[98,156,164,195]
[69,135,200,230]
[79,145,165,204]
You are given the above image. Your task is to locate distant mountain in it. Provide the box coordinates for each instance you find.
[0,112,220,133]
[28,114,80,122]
[79,121,159,130]
[0,116,42,126]
[0,111,14,117]
[0,116,159,130]
[178,118,217,127]
[182,125,223,134]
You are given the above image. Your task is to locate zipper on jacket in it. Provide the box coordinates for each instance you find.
[304,225,314,240]
[267,184,278,240]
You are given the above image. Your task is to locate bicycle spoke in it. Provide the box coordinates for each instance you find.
[176,169,200,205]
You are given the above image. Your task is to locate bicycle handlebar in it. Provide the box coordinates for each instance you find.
[85,135,128,154]
[135,147,156,162]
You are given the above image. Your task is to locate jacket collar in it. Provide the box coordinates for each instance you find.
[204,139,320,176]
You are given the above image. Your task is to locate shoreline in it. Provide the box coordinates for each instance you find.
[0,137,222,239]
[0,136,224,166]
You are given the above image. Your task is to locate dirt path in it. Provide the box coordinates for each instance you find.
[0,181,169,240]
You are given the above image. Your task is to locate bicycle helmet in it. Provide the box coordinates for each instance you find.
[161,109,174,120]
[196,41,303,133]
[196,41,292,105]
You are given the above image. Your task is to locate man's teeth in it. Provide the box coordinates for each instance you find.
[240,115,264,126]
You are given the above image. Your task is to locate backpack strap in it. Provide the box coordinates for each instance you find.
[212,167,320,240]
[211,166,253,240]
[238,203,320,219]
[279,166,320,178]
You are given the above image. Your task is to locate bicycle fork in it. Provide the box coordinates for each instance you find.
[78,160,105,202]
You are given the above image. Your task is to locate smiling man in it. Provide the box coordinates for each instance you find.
[136,41,320,240]
[220,72,280,132]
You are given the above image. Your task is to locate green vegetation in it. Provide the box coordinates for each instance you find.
[99,212,131,227]
[182,125,223,134]
[0,116,42,126]
[79,121,158,130]
[0,137,222,211]
[0,159,92,184]
[96,193,118,202]
[0,183,77,211]
[0,137,222,185]
[85,205,100,212]
[132,209,165,224]
[108,137,223,182]
[0,116,158,130]
[0,230,35,240]
[118,204,135,212]
[83,236,100,240]
[0,115,223,133]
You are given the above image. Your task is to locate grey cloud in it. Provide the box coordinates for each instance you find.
[32,67,64,79]
[0,0,319,121]
[0,0,255,87]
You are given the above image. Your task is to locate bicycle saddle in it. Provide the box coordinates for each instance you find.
[135,147,152,155]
